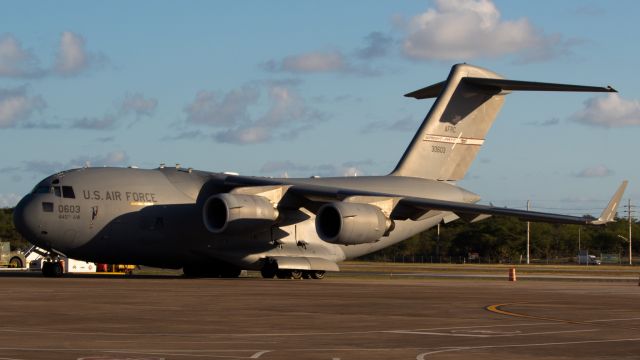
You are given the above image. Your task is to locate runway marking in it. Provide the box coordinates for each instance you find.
[486,303,640,331]
[387,330,491,337]
[409,322,552,331]
[388,329,596,338]
[588,317,640,323]
[451,329,520,335]
[0,321,560,339]
[486,303,595,325]
[94,340,280,345]
[415,337,640,359]
[249,351,271,358]
[0,348,270,359]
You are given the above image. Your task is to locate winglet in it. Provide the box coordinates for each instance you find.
[590,180,628,225]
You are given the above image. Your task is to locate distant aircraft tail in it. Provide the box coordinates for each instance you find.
[391,63,616,181]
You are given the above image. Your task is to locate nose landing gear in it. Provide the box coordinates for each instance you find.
[42,260,64,277]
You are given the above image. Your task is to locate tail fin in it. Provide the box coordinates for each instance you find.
[391,63,616,181]
[590,180,628,225]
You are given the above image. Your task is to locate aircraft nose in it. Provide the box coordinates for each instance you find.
[13,195,39,241]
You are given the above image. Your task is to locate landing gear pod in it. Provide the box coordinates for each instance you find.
[202,193,278,234]
[315,202,393,245]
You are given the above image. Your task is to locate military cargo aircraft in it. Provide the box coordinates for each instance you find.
[13,64,627,278]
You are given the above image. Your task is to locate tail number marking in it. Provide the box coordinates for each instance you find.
[58,205,81,220]
[431,145,446,154]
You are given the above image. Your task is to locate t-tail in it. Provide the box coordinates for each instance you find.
[391,63,616,181]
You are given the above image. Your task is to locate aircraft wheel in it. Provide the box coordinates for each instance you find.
[310,271,325,279]
[220,267,241,278]
[42,261,52,277]
[261,265,277,279]
[52,262,63,277]
[9,257,23,268]
[43,261,63,277]
[290,270,303,280]
[183,265,205,277]
[302,271,312,279]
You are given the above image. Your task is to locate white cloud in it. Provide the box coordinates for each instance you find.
[0,86,46,128]
[575,164,613,178]
[0,32,104,78]
[54,31,104,76]
[0,193,20,208]
[214,126,271,144]
[260,86,312,126]
[182,83,325,144]
[356,32,394,59]
[571,94,640,128]
[185,86,259,126]
[400,0,573,63]
[69,92,157,130]
[119,93,158,118]
[70,114,117,130]
[0,34,44,78]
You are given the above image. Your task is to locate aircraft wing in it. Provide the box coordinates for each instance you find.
[222,176,628,226]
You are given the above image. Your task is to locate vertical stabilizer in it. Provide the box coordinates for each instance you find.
[391,64,616,181]
[391,64,505,181]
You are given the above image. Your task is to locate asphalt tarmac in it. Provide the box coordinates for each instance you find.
[0,273,639,360]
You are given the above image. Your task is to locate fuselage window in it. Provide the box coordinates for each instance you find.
[42,202,54,212]
[62,186,75,199]
[53,186,61,197]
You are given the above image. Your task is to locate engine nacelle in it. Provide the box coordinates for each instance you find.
[202,193,278,234]
[315,202,393,245]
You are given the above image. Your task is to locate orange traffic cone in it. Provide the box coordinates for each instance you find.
[509,267,517,282]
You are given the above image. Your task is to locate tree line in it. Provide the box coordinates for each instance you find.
[363,215,639,264]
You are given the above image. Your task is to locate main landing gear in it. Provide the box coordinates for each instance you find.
[260,264,325,280]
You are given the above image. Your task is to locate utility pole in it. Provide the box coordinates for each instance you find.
[578,226,581,252]
[624,199,634,265]
[436,223,441,263]
[526,200,530,265]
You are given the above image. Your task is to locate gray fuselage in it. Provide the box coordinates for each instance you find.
[13,166,477,270]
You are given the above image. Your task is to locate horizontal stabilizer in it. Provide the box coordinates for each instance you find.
[405,77,616,100]
[464,78,617,93]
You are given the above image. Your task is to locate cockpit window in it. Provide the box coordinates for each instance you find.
[62,186,75,199]
[33,186,51,194]
[31,184,74,198]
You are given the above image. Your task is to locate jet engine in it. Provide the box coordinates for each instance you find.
[315,202,393,245]
[202,193,278,234]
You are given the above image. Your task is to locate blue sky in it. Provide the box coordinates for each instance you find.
[1,0,638,217]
